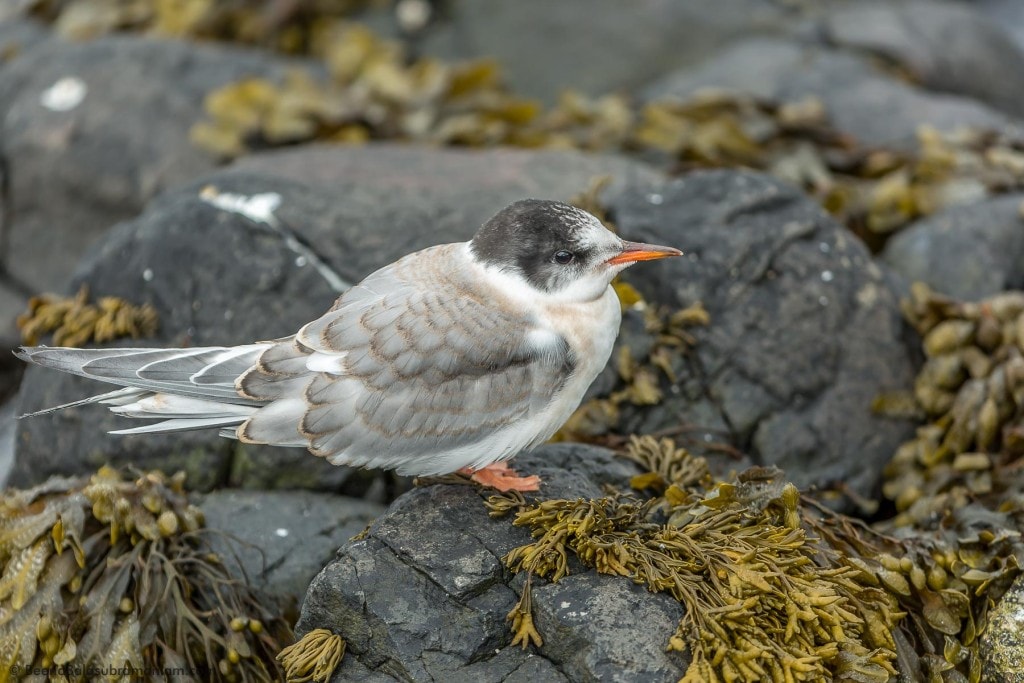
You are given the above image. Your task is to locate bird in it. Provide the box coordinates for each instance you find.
[17,199,681,492]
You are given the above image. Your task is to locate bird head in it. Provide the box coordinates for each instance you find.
[469,199,681,302]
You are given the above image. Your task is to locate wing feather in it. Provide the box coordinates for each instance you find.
[241,244,576,475]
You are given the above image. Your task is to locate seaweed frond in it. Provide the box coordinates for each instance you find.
[883,284,1024,524]
[493,435,1015,682]
[17,285,158,347]
[277,629,346,683]
[0,467,289,681]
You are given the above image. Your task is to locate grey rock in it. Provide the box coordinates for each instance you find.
[643,37,1018,149]
[821,1,1024,119]
[0,399,15,489]
[196,489,384,618]
[371,0,898,104]
[0,36,301,345]
[980,572,1024,681]
[410,0,792,103]
[296,443,686,682]
[530,574,685,682]
[609,170,917,499]
[0,280,26,354]
[13,144,660,492]
[881,194,1024,300]
[973,0,1024,53]
[0,18,50,62]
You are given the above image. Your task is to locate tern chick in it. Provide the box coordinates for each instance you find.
[18,199,681,492]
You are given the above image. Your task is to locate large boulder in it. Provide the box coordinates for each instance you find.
[973,0,1024,54]
[402,0,796,103]
[0,35,301,344]
[296,443,689,682]
[642,37,1020,149]
[880,194,1024,300]
[12,145,661,492]
[607,170,918,499]
[370,0,941,104]
[820,1,1024,119]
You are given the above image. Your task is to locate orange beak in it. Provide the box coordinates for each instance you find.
[606,240,683,266]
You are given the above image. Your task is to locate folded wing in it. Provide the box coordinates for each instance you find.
[239,244,576,475]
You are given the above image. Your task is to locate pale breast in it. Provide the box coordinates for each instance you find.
[527,286,621,442]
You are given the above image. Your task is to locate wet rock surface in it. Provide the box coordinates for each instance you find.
[608,171,917,499]
[296,443,688,683]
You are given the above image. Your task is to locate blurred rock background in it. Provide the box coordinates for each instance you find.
[4,0,1024,680]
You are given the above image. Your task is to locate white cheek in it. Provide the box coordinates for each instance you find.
[549,269,615,304]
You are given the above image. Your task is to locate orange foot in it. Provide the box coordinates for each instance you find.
[459,462,541,492]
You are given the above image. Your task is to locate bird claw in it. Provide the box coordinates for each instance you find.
[459,462,541,492]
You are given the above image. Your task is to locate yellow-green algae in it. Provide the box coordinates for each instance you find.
[0,467,289,682]
[881,284,1024,526]
[277,629,345,683]
[488,435,1020,682]
[17,285,158,348]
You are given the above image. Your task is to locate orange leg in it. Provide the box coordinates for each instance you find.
[459,461,541,492]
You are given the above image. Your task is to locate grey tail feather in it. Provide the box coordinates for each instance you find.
[110,417,247,435]
[15,345,269,436]
[18,387,144,418]
[15,345,265,405]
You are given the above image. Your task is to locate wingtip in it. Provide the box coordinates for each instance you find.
[13,345,52,364]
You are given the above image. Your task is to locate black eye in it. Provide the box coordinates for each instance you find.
[553,250,575,265]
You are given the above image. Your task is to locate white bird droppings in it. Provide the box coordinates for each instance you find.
[142,268,154,282]
[295,255,308,267]
[274,528,290,538]
[40,76,87,111]
[820,270,834,282]
[200,187,283,224]
[199,185,351,293]
[560,601,571,609]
